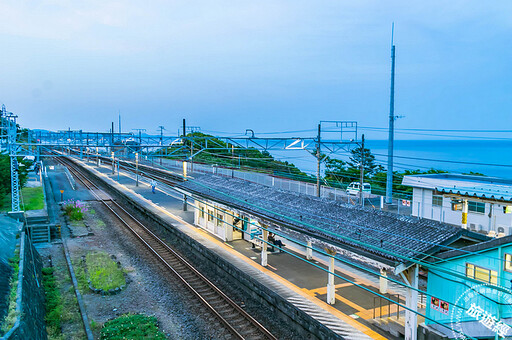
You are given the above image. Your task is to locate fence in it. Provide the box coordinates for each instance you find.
[1,232,46,340]
[140,157,413,216]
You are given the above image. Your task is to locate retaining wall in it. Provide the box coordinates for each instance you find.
[1,232,47,340]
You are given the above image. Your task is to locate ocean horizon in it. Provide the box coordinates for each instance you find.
[270,139,512,180]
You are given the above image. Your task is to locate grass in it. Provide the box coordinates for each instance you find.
[72,258,89,294]
[42,267,63,338]
[100,314,167,340]
[51,257,85,340]
[0,186,44,212]
[86,252,126,291]
[21,186,44,210]
[1,249,20,335]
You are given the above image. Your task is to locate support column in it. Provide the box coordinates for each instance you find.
[306,240,313,260]
[183,195,188,211]
[401,265,419,340]
[462,199,468,229]
[325,247,337,305]
[379,268,388,294]
[183,161,188,180]
[261,229,268,267]
[327,256,335,304]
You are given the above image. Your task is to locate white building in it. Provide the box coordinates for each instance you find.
[402,174,512,236]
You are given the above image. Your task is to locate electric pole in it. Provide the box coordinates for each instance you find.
[158,125,165,165]
[360,134,365,206]
[386,23,396,205]
[316,123,321,198]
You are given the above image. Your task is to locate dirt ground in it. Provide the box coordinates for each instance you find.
[39,201,232,339]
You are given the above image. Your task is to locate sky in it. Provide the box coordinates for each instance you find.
[1,1,512,140]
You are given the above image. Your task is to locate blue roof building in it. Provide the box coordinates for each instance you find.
[425,235,512,339]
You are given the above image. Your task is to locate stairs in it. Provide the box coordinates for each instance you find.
[26,224,52,243]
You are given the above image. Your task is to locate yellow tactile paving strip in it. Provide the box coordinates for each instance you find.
[82,161,388,339]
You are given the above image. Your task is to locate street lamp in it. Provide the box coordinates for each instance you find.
[135,152,139,186]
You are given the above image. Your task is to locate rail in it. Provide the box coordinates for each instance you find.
[55,155,276,340]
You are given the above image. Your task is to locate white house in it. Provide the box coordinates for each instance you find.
[402,174,512,236]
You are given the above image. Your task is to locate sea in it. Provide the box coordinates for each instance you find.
[270,140,512,180]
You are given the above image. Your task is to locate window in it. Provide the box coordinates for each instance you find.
[468,201,485,214]
[207,210,213,222]
[504,206,512,214]
[451,199,462,211]
[216,213,223,226]
[466,263,498,285]
[432,195,443,207]
[200,207,205,219]
[505,254,512,273]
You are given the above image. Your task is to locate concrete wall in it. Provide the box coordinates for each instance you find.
[412,188,512,235]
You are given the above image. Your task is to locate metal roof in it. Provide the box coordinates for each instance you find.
[180,174,488,266]
[402,173,512,202]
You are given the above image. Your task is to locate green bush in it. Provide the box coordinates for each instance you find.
[63,199,87,221]
[42,267,63,337]
[87,252,126,291]
[100,314,167,340]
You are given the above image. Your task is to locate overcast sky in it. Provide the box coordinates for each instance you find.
[1,1,511,138]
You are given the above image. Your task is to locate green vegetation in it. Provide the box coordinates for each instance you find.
[21,186,44,210]
[72,258,89,293]
[0,186,44,212]
[100,314,167,340]
[86,252,126,291]
[42,267,63,338]
[63,199,88,221]
[162,132,311,180]
[1,249,20,335]
[323,146,449,199]
[0,154,31,199]
[43,257,85,340]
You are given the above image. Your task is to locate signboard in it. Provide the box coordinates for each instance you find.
[431,297,449,315]
[401,200,411,207]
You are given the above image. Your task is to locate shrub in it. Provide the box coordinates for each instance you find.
[63,199,88,221]
[42,267,63,337]
[100,314,166,340]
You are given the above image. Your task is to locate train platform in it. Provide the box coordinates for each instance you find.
[66,157,405,339]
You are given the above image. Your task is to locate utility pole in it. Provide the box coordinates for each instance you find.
[316,123,321,197]
[386,23,396,205]
[132,129,146,149]
[5,108,20,212]
[111,122,114,154]
[118,111,121,137]
[158,125,165,165]
[360,134,365,206]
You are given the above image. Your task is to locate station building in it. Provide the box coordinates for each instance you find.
[402,174,512,236]
[425,235,512,338]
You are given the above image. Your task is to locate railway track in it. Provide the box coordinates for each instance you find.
[56,156,277,340]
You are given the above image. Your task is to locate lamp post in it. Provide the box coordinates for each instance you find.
[135,152,139,186]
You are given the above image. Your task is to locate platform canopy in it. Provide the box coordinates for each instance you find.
[179,174,488,270]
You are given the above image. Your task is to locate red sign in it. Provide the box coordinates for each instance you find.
[431,297,449,315]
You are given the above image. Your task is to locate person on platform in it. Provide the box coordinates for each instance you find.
[268,232,284,252]
[150,179,157,194]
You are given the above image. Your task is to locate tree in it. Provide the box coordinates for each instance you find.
[347,146,378,175]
